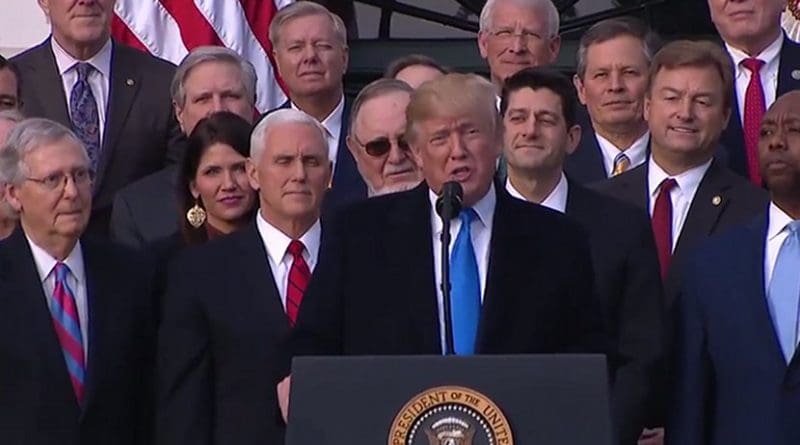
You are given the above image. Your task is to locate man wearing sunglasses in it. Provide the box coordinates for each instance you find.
[346,79,422,197]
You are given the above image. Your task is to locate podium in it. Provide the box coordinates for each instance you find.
[286,354,612,445]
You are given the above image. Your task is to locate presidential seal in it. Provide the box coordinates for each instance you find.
[388,386,514,445]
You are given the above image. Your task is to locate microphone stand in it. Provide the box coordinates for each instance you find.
[440,221,455,356]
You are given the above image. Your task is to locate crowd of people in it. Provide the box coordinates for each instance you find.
[0,0,798,444]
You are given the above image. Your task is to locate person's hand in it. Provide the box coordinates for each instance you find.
[277,375,292,423]
[638,427,664,445]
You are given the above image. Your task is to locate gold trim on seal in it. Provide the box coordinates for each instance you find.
[388,385,514,445]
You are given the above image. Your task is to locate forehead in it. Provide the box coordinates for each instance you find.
[279,13,338,41]
[263,122,327,155]
[765,96,800,119]
[489,2,548,29]
[585,35,647,66]
[184,61,243,87]
[507,87,563,112]
[24,138,87,170]
[652,65,723,93]
[359,92,410,121]
[0,69,18,91]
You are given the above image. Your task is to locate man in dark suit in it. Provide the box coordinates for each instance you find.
[0,118,155,445]
[0,55,22,111]
[267,1,366,213]
[710,0,800,184]
[11,0,183,236]
[109,46,258,249]
[667,91,800,445]
[596,40,768,311]
[567,17,660,184]
[156,108,332,445]
[279,73,604,418]
[500,67,665,445]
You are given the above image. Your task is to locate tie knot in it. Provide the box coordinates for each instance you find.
[659,178,677,194]
[74,62,93,81]
[53,262,70,282]
[459,208,478,226]
[287,239,305,258]
[788,220,800,235]
[742,58,765,73]
[613,153,631,176]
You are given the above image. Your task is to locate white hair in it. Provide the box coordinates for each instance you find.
[0,118,88,186]
[171,46,258,108]
[479,0,560,37]
[250,108,328,163]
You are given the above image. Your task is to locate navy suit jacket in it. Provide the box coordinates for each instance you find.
[0,229,156,445]
[668,212,800,445]
[267,98,367,214]
[564,107,618,184]
[720,36,800,179]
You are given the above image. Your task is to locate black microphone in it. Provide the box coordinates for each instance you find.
[435,181,463,355]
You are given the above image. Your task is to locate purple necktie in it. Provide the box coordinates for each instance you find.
[69,62,101,173]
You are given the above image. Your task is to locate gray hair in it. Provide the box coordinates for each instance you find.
[479,0,560,37]
[0,118,87,186]
[575,17,662,79]
[171,46,258,109]
[0,109,24,125]
[250,108,328,164]
[269,1,348,48]
[349,78,413,136]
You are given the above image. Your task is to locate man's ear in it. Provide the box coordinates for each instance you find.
[565,124,582,156]
[246,158,260,191]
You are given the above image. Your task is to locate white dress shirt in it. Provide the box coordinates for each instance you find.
[647,157,712,252]
[291,95,344,174]
[505,173,569,213]
[51,37,112,140]
[765,202,797,292]
[596,131,650,177]
[256,211,321,311]
[429,184,495,352]
[726,34,783,125]
[27,237,89,354]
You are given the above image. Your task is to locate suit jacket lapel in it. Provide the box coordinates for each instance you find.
[95,42,141,191]
[777,36,800,96]
[24,41,71,126]
[672,160,729,262]
[383,185,440,353]
[615,163,650,212]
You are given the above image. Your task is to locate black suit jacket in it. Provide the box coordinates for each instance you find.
[156,222,292,445]
[292,183,604,360]
[564,107,616,184]
[565,180,665,444]
[720,36,800,179]
[594,159,768,309]
[0,229,156,445]
[12,39,184,236]
[110,166,179,249]
[267,98,367,214]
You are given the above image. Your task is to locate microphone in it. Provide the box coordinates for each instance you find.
[435,181,463,355]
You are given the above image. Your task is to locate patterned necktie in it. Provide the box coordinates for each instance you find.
[69,63,101,173]
[286,240,310,326]
[651,178,677,280]
[50,262,85,404]
[450,208,481,355]
[767,221,800,363]
[742,58,765,186]
[612,153,631,177]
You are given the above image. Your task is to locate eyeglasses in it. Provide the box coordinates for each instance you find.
[353,135,411,157]
[25,168,94,191]
[489,28,546,44]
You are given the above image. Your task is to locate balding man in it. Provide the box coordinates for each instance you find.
[346,79,422,196]
[157,109,331,445]
[669,91,800,444]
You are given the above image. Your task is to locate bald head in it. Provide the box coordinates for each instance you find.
[759,91,800,215]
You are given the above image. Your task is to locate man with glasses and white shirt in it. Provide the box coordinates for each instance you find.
[0,118,156,445]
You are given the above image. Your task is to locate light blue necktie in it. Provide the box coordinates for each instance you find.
[767,220,800,363]
[450,208,481,355]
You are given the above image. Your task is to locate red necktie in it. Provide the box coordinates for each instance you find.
[742,58,765,186]
[652,178,677,280]
[286,240,310,325]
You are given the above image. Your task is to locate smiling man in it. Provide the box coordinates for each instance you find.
[668,90,800,445]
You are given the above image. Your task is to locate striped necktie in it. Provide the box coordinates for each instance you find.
[50,262,85,404]
[612,153,631,176]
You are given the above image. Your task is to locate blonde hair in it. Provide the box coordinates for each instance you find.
[406,73,500,143]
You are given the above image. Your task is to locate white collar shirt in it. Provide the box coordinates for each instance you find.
[595,131,650,177]
[765,202,797,292]
[726,34,783,125]
[291,95,344,175]
[505,172,569,213]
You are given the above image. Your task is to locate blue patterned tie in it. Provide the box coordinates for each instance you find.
[767,220,800,363]
[69,63,100,172]
[450,208,481,355]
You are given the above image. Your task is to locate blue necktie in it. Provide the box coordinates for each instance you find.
[450,208,481,355]
[767,220,800,363]
[69,63,100,173]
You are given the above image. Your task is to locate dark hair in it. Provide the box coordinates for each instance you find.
[576,17,662,79]
[647,40,734,111]
[0,55,22,107]
[384,54,449,79]
[179,111,255,246]
[500,67,578,128]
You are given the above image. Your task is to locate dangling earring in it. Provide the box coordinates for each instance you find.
[186,200,206,228]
